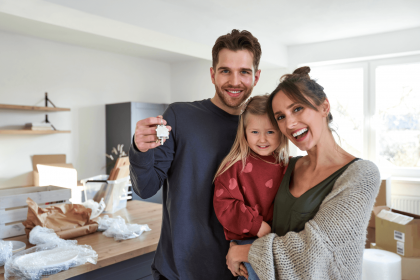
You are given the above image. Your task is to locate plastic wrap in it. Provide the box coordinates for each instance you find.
[28,226,76,246]
[4,226,98,280]
[81,198,106,219]
[98,215,151,241]
[0,240,12,266]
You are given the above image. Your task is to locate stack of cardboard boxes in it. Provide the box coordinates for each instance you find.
[368,177,420,280]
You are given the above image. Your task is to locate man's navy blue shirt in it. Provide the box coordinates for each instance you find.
[129,99,239,280]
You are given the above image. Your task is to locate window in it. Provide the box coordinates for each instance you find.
[298,55,420,177]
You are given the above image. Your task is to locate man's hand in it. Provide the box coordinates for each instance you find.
[226,243,251,278]
[257,221,271,238]
[134,115,172,152]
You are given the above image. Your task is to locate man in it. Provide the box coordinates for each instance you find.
[129,29,262,280]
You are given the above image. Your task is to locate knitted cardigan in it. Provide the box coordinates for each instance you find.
[248,160,381,280]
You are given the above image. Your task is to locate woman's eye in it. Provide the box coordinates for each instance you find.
[294,106,303,113]
[276,115,285,121]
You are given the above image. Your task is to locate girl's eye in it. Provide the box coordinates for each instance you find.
[267,131,275,134]
[251,131,258,134]
[294,106,303,113]
[276,115,285,121]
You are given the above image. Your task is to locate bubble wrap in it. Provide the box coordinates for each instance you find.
[4,226,98,280]
[98,215,151,241]
[81,198,106,219]
[0,240,12,266]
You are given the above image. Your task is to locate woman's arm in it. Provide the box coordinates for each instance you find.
[230,160,381,280]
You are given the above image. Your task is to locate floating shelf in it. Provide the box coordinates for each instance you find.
[0,130,71,135]
[0,104,70,112]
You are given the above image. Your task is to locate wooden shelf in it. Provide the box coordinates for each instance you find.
[0,130,71,134]
[0,104,70,112]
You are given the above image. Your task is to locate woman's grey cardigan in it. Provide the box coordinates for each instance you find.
[248,160,381,280]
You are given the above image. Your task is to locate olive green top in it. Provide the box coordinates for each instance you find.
[272,156,359,236]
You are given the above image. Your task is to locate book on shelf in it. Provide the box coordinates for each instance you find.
[25,123,53,130]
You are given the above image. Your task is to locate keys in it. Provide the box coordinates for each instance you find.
[156,117,169,145]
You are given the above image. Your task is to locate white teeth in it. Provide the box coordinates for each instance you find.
[228,90,241,93]
[293,128,308,137]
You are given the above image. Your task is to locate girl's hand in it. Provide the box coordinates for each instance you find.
[257,221,271,237]
[226,243,252,277]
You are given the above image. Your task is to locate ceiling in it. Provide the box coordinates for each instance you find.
[45,0,420,47]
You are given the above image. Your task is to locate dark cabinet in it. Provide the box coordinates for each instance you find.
[106,102,169,204]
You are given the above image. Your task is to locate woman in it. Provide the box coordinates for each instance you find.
[226,66,380,279]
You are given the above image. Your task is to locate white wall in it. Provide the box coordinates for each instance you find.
[0,30,171,188]
[288,27,420,68]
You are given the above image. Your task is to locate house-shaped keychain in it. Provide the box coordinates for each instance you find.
[156,124,169,145]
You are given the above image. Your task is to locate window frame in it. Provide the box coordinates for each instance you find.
[304,54,420,178]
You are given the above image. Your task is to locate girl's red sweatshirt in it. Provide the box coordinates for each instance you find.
[213,154,286,240]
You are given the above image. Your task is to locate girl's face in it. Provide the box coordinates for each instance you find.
[245,114,281,157]
[272,90,329,152]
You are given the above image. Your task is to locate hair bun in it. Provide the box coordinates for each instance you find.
[293,66,311,79]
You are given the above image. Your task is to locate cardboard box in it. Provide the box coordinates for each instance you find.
[371,243,420,280]
[368,177,390,228]
[32,154,83,203]
[373,206,420,257]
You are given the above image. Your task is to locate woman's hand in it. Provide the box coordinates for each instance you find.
[226,242,252,278]
[257,221,271,237]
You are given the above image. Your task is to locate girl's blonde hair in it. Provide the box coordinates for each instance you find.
[214,95,289,180]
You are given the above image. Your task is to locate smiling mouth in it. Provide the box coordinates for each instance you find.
[225,89,243,97]
[292,128,308,140]
[257,145,270,149]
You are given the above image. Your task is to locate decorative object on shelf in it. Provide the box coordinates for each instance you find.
[0,92,71,134]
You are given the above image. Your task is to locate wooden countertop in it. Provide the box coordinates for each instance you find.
[0,200,162,279]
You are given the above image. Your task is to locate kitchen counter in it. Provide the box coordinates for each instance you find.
[0,200,162,280]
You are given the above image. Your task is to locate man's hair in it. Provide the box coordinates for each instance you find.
[212,29,262,71]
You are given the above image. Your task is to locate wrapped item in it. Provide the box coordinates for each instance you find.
[0,240,13,266]
[29,226,76,246]
[98,215,151,241]
[4,241,97,280]
[81,198,106,219]
[22,198,98,239]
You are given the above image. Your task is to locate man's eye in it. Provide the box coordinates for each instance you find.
[294,107,303,112]
[241,71,250,74]
[222,70,229,73]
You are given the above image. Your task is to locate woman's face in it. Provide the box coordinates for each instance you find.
[272,90,329,152]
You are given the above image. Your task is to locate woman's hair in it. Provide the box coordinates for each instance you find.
[267,66,334,130]
[214,95,289,180]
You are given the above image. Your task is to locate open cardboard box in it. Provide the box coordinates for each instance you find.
[32,154,83,203]
[373,206,420,258]
[371,242,420,280]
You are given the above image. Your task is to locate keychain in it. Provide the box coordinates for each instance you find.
[156,116,169,145]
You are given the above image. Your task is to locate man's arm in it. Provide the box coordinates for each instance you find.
[129,107,176,199]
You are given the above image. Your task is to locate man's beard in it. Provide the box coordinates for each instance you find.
[214,84,253,109]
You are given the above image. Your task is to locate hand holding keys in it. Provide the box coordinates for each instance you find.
[134,115,172,152]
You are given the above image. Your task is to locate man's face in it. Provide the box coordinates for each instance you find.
[211,49,261,113]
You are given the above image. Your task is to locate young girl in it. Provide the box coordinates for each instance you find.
[213,95,289,280]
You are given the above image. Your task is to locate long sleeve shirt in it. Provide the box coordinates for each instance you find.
[129,99,239,280]
[248,160,381,280]
[213,155,286,240]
